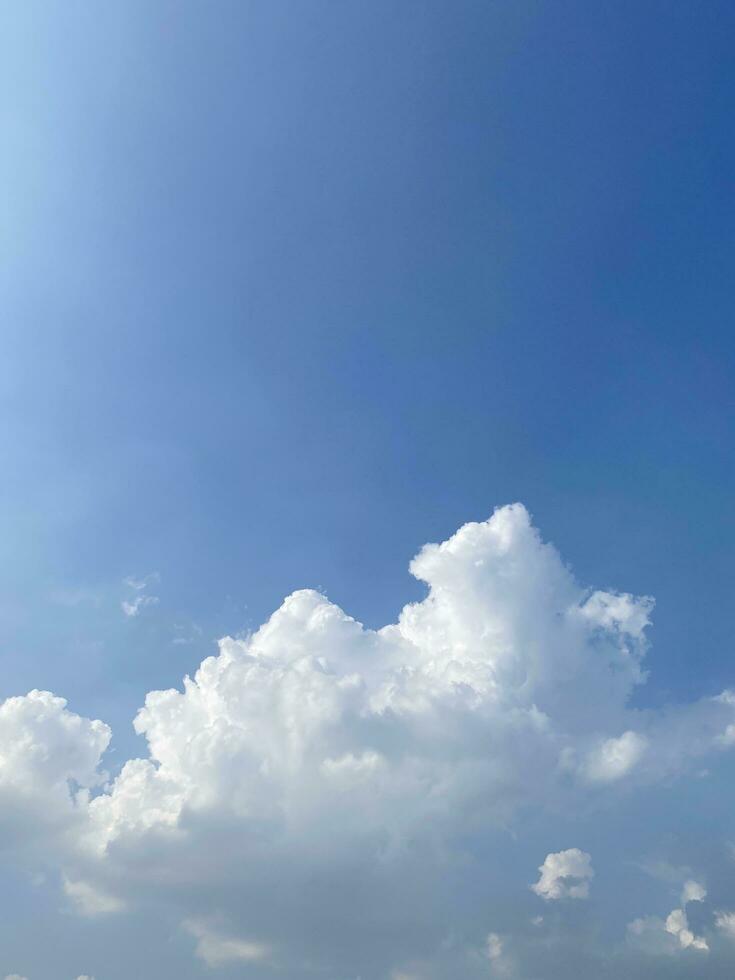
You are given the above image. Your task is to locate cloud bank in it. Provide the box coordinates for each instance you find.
[2,504,735,978]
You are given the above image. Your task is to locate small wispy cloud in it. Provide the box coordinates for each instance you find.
[123,572,160,592]
[121,573,160,618]
[121,595,159,618]
[172,622,203,645]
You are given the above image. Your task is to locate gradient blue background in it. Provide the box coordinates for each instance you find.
[1,0,733,767]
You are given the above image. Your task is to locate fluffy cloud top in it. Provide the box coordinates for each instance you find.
[0,691,110,856]
[1,504,735,977]
[531,849,594,901]
[681,880,707,905]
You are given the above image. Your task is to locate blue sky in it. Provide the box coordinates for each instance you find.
[1,3,734,979]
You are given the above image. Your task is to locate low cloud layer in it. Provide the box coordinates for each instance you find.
[2,504,735,977]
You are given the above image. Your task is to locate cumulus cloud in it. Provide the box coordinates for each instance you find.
[628,879,709,954]
[2,505,735,976]
[531,849,593,901]
[681,879,707,905]
[665,907,708,951]
[0,690,109,857]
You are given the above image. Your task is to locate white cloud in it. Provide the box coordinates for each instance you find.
[581,730,647,782]
[627,915,681,955]
[628,879,709,954]
[681,879,707,905]
[121,573,160,617]
[184,919,270,967]
[575,589,652,639]
[121,594,159,618]
[63,876,125,916]
[123,573,160,591]
[0,690,109,856]
[0,691,108,797]
[1,505,735,975]
[486,932,504,960]
[714,910,735,939]
[484,932,514,976]
[665,907,708,951]
[531,849,593,901]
